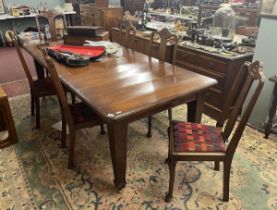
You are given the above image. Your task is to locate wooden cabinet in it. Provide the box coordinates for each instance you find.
[175,45,253,120]
[80,4,104,26]
[80,5,123,36]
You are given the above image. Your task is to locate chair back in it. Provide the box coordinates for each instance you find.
[119,21,136,48]
[41,49,74,126]
[220,61,264,156]
[9,32,36,91]
[149,28,178,64]
[35,10,67,41]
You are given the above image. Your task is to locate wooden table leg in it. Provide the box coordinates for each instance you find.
[187,92,205,123]
[107,120,128,191]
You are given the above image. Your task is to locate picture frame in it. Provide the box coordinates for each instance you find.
[0,0,5,14]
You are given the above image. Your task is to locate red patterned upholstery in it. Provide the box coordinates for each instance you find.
[33,78,55,95]
[69,102,101,124]
[172,121,226,153]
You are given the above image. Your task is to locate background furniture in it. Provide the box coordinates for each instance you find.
[35,10,67,41]
[175,44,253,124]
[23,42,217,191]
[0,86,18,149]
[63,31,109,45]
[264,75,277,138]
[0,12,76,38]
[79,4,123,36]
[165,61,264,202]
[237,26,259,35]
[197,4,258,29]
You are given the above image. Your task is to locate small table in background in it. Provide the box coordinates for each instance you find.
[265,75,277,139]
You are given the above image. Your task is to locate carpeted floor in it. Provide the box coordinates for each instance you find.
[0,94,277,210]
[0,47,36,97]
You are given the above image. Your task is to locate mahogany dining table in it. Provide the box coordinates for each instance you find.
[22,42,217,190]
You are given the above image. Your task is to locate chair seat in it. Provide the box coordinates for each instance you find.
[33,78,55,96]
[172,121,226,153]
[69,102,102,125]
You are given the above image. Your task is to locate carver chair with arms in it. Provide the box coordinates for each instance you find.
[147,28,178,137]
[165,60,264,202]
[41,49,105,169]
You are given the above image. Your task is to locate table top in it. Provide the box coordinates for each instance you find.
[23,43,217,121]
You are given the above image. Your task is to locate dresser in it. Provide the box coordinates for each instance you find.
[175,45,253,121]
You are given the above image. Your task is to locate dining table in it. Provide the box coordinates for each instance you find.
[22,42,217,191]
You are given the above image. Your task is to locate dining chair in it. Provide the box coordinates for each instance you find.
[165,60,265,202]
[119,21,136,48]
[10,32,56,129]
[35,10,67,41]
[41,48,106,169]
[147,28,178,137]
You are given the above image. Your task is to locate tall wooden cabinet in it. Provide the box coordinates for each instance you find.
[79,4,123,35]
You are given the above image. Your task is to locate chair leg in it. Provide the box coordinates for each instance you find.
[100,124,105,135]
[223,161,231,201]
[68,129,76,169]
[165,159,177,202]
[35,98,40,129]
[147,116,152,138]
[70,92,76,104]
[168,108,172,121]
[214,161,220,171]
[61,114,67,148]
[31,95,35,116]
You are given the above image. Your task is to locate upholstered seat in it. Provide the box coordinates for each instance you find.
[41,48,105,169]
[33,78,55,95]
[69,102,102,125]
[172,121,225,153]
[165,61,265,202]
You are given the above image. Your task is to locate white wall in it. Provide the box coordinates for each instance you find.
[247,16,277,129]
[0,0,66,34]
[5,0,65,10]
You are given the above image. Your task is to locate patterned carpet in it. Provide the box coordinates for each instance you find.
[0,94,276,210]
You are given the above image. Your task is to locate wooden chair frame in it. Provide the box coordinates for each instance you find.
[10,32,57,129]
[119,21,136,48]
[35,10,67,41]
[41,49,105,168]
[147,28,178,137]
[165,61,265,202]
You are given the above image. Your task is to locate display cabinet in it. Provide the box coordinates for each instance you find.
[197,4,259,29]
